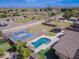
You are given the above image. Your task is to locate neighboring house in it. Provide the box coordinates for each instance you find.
[0,16,24,21]
[53,30,79,59]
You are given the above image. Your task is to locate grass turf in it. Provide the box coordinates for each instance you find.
[0,39,11,51]
[38,48,50,59]
[16,18,32,23]
[29,24,57,36]
[46,32,56,36]
[0,42,11,51]
[38,48,59,59]
[52,20,72,27]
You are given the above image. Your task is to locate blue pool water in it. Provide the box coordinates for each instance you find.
[10,29,34,41]
[32,38,50,48]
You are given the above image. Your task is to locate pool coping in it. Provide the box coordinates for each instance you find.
[27,35,59,53]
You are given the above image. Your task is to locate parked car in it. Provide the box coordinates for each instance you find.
[0,21,8,27]
[50,28,61,33]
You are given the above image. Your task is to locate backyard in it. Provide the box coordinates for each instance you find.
[35,20,72,59]
[28,20,72,36]
[28,24,56,36]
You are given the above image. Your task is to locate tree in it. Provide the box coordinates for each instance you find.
[12,44,17,51]
[62,8,79,20]
[21,9,25,12]
[19,47,31,59]
[74,12,79,19]
[63,10,72,20]
[0,13,7,18]
[12,41,31,59]
[13,12,20,16]
[47,7,52,11]
[7,9,14,13]
[61,8,68,12]
[48,11,56,17]
[12,41,26,51]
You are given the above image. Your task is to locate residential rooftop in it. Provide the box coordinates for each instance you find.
[53,30,79,59]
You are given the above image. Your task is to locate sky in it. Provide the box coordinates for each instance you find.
[0,0,79,8]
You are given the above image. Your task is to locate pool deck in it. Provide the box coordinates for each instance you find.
[27,35,59,53]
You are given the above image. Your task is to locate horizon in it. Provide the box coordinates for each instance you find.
[0,0,79,8]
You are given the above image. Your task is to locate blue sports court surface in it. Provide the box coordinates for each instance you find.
[10,29,34,41]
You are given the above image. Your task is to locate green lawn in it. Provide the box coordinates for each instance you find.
[29,24,56,36]
[45,20,72,36]
[16,18,32,23]
[38,48,50,59]
[38,48,59,59]
[34,15,43,20]
[28,20,72,36]
[52,20,72,27]
[46,32,56,36]
[0,39,11,51]
[0,42,11,51]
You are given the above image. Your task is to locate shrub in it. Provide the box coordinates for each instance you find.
[19,47,31,59]
[12,41,31,59]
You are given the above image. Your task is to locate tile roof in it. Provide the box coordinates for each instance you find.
[53,30,79,59]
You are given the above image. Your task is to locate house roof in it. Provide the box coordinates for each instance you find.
[53,30,79,59]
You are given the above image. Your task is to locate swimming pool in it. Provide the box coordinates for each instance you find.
[10,29,34,41]
[32,38,50,48]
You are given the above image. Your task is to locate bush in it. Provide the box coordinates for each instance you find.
[12,41,31,59]
[12,41,26,51]
[19,47,31,59]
